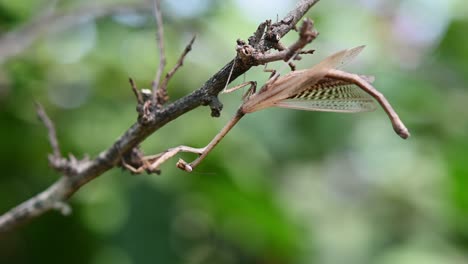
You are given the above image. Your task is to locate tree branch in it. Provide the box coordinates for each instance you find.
[0,0,321,233]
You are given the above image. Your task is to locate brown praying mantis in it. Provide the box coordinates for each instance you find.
[122,45,410,174]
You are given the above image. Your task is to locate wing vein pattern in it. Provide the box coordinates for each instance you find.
[275,77,377,113]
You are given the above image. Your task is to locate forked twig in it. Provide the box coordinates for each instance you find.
[151,2,196,107]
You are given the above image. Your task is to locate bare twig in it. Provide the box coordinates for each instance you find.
[129,78,143,105]
[158,35,197,99]
[152,0,167,106]
[35,103,77,175]
[0,0,322,233]
[35,102,61,159]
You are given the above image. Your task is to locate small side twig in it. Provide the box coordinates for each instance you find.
[35,102,61,159]
[35,103,83,176]
[152,0,167,107]
[129,78,143,105]
[158,35,197,97]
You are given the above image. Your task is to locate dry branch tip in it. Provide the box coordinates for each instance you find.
[129,78,143,104]
[35,102,61,159]
[157,34,197,106]
[53,201,72,216]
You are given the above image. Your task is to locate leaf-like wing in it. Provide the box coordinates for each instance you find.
[337,45,365,69]
[242,46,366,113]
[274,77,377,113]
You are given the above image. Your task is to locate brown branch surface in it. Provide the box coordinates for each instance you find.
[0,0,321,233]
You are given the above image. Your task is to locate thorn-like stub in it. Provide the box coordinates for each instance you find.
[176,159,192,172]
[53,201,72,216]
[237,39,246,46]
[208,96,223,117]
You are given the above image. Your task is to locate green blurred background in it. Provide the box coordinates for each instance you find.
[1,0,467,263]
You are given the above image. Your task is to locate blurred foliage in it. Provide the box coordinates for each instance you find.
[1,0,468,263]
